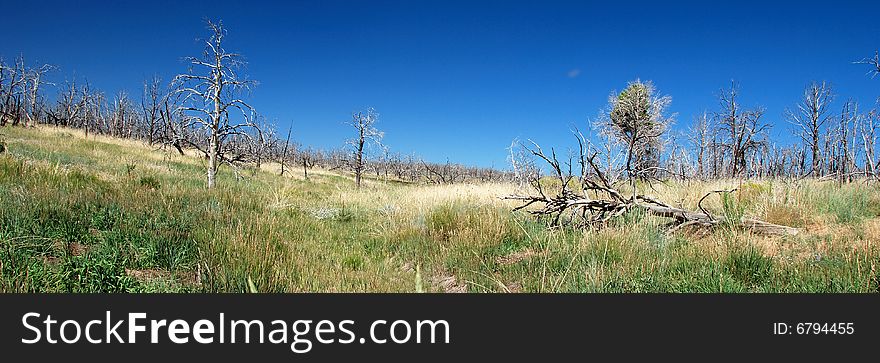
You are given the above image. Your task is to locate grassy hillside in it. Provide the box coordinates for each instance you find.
[1,126,879,292]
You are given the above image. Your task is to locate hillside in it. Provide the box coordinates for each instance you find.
[1,126,879,292]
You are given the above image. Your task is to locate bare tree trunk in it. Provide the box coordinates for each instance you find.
[207,130,219,188]
[303,158,309,179]
[280,126,291,176]
[346,109,381,188]
[355,136,364,188]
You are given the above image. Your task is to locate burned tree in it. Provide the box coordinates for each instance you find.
[279,126,292,176]
[346,107,383,188]
[665,133,693,180]
[860,109,879,179]
[687,112,713,179]
[52,79,93,131]
[0,56,25,126]
[141,76,164,145]
[856,51,880,78]
[826,100,859,181]
[0,57,53,128]
[423,159,463,185]
[173,19,259,188]
[24,63,55,127]
[715,81,770,178]
[156,89,187,155]
[786,81,834,175]
[508,138,540,189]
[299,146,317,179]
[108,91,137,138]
[249,116,277,170]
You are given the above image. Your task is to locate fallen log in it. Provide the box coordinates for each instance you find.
[504,138,799,237]
[504,194,798,236]
[639,203,798,236]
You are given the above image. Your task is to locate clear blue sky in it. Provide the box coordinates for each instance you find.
[2,0,879,167]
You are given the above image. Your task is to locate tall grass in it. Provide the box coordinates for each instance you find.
[1,126,879,292]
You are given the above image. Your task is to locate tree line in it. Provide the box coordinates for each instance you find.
[2,19,879,188]
[523,74,880,188]
[0,20,512,188]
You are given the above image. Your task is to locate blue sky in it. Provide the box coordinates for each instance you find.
[2,0,879,167]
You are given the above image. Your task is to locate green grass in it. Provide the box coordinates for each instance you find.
[809,184,880,224]
[1,126,879,293]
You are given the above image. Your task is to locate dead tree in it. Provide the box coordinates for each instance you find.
[0,59,6,114]
[108,91,136,138]
[346,107,383,188]
[379,146,391,181]
[0,56,25,126]
[173,19,259,188]
[388,152,405,180]
[786,81,834,175]
[279,126,292,176]
[665,133,693,180]
[141,76,163,145]
[715,81,770,178]
[504,136,798,236]
[24,63,55,127]
[687,112,713,180]
[855,51,880,78]
[508,138,540,189]
[860,109,879,179]
[829,100,858,182]
[299,146,317,179]
[52,79,98,133]
[423,159,463,185]
[158,89,187,155]
[250,116,276,170]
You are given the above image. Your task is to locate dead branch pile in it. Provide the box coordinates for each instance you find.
[504,139,798,236]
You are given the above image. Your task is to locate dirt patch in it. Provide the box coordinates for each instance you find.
[496,249,546,265]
